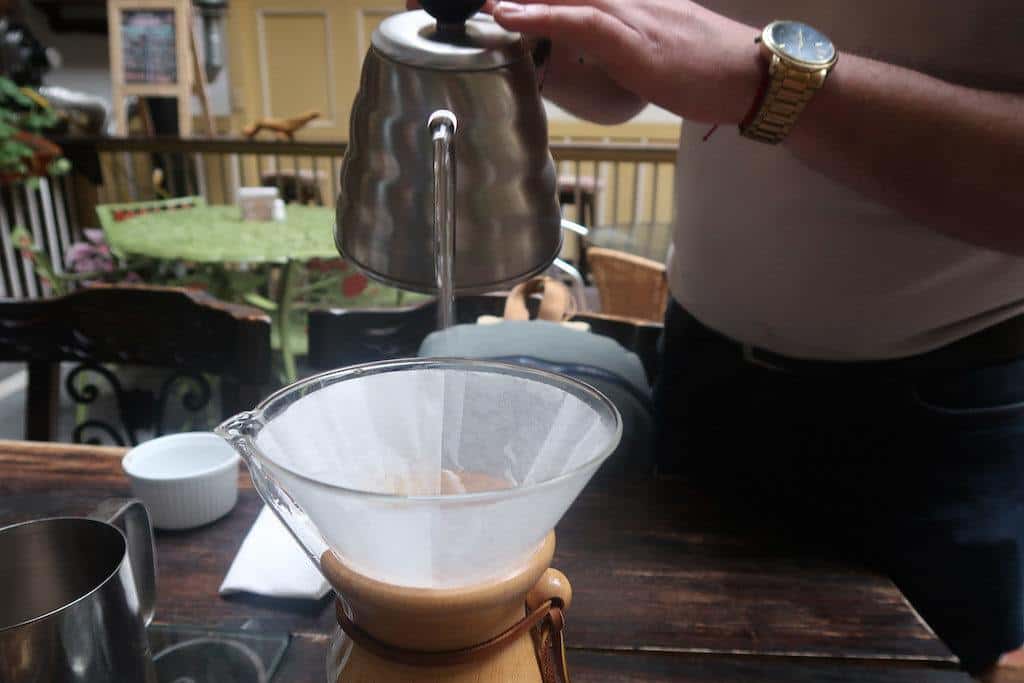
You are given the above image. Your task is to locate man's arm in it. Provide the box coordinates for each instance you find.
[493,1,1024,255]
[789,54,1024,254]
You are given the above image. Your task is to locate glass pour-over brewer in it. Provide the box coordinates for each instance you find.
[218,360,621,682]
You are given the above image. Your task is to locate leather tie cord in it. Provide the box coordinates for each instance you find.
[334,598,570,683]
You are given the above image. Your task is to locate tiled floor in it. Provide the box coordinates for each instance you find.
[0,362,141,443]
[0,362,277,445]
[0,363,27,440]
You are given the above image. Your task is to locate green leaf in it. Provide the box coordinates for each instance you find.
[5,141,33,158]
[242,292,278,311]
[47,158,71,175]
[25,111,55,131]
[6,95,30,110]
[24,176,40,190]
[0,78,29,106]
[34,107,57,126]
[10,226,32,246]
[9,224,66,295]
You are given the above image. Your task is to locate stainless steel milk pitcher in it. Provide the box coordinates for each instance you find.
[0,498,158,683]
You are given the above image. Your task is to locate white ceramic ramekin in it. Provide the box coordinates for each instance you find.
[122,432,240,530]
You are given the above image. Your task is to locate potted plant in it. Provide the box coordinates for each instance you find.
[0,76,69,186]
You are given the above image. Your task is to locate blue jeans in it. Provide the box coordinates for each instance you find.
[654,299,1024,674]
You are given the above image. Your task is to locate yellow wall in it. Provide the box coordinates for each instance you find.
[226,1,681,145]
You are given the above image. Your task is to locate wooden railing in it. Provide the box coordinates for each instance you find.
[551,142,677,262]
[0,136,678,300]
[59,135,677,261]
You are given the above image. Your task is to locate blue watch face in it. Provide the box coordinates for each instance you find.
[768,21,835,66]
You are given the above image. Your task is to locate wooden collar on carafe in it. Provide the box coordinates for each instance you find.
[320,532,555,649]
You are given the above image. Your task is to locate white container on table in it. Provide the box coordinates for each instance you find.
[238,186,279,221]
[272,198,287,222]
[122,432,240,530]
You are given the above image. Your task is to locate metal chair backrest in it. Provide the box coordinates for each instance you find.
[0,285,272,445]
[308,294,663,383]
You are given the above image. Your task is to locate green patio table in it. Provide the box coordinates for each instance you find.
[103,203,337,264]
[103,203,379,382]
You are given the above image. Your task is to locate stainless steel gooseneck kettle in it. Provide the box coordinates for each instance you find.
[335,0,562,326]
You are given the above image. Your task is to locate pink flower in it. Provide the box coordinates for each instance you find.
[65,241,114,274]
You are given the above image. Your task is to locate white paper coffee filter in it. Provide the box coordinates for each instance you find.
[258,370,445,494]
[251,364,619,587]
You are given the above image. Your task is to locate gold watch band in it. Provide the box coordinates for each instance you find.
[740,55,828,144]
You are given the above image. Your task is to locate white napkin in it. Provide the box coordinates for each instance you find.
[219,506,331,600]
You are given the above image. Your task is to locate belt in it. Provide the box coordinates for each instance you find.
[678,307,1024,374]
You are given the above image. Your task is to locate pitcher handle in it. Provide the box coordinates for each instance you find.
[91,498,157,626]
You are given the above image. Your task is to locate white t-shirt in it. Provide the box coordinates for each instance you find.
[669,0,1024,360]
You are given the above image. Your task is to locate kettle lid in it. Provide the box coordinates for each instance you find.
[373,4,523,71]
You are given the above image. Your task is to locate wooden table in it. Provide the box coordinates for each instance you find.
[0,440,972,682]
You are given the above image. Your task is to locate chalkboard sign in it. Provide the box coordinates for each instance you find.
[121,9,177,84]
[108,0,212,136]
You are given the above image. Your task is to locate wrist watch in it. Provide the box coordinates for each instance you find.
[739,20,838,144]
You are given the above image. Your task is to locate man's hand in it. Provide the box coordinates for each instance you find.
[489,1,1024,255]
[491,1,763,124]
[411,0,764,124]
[405,0,648,124]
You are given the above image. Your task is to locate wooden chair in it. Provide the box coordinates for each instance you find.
[585,224,673,264]
[586,246,669,324]
[0,285,272,445]
[308,294,663,384]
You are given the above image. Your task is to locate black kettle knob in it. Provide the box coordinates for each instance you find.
[420,0,487,26]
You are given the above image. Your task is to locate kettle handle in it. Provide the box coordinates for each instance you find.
[420,0,486,27]
[90,498,157,626]
[429,110,458,329]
